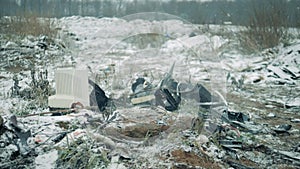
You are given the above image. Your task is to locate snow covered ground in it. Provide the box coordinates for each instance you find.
[0,13,300,168]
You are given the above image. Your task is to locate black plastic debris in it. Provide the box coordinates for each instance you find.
[155,88,181,111]
[189,32,197,37]
[220,111,267,134]
[9,115,31,140]
[0,115,36,168]
[294,144,300,152]
[219,140,243,149]
[130,77,154,105]
[89,79,116,121]
[157,68,181,110]
[153,62,181,111]
[272,124,292,134]
[52,132,68,144]
[133,77,152,94]
[179,83,212,109]
[89,79,109,112]
[222,111,250,123]
[131,77,146,93]
[0,115,3,127]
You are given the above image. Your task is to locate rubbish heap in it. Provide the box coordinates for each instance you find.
[1,58,299,168]
[0,115,36,168]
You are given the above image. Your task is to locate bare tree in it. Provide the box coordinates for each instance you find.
[240,0,288,52]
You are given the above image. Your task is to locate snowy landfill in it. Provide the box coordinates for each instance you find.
[0,14,300,169]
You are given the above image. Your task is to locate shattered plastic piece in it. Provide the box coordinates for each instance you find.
[8,115,31,147]
[131,77,146,93]
[15,129,31,147]
[130,77,155,105]
[163,88,181,111]
[222,111,250,123]
[0,115,3,127]
[272,124,292,133]
[282,65,300,79]
[55,129,87,147]
[266,113,276,118]
[267,65,294,82]
[154,63,181,111]
[180,83,213,109]
[276,150,300,161]
[155,88,181,111]
[9,115,19,129]
[89,80,116,121]
[291,118,300,123]
[89,79,109,111]
[219,140,243,149]
[52,132,67,144]
[231,121,268,134]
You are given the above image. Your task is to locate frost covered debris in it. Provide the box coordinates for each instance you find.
[58,16,299,168]
[0,33,75,115]
[1,15,300,168]
[0,115,36,168]
[0,30,78,168]
[224,42,300,112]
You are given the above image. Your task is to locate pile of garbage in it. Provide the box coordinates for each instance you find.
[266,44,300,85]
[1,16,300,168]
[0,35,73,72]
[0,34,76,115]
[0,115,36,168]
[1,58,299,168]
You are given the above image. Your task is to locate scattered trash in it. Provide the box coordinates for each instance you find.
[0,115,3,127]
[0,115,36,168]
[272,124,292,134]
[267,65,294,82]
[219,140,243,149]
[222,110,250,123]
[266,112,276,118]
[89,79,116,121]
[154,62,181,111]
[1,16,299,169]
[291,118,300,123]
[180,83,213,109]
[275,150,300,165]
[130,77,155,105]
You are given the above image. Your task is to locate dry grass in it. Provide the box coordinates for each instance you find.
[0,13,58,38]
[239,0,288,52]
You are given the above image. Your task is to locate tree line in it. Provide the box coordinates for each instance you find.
[0,0,299,26]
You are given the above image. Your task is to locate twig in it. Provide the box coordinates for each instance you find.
[34,130,75,148]
[17,106,99,118]
[18,108,77,118]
